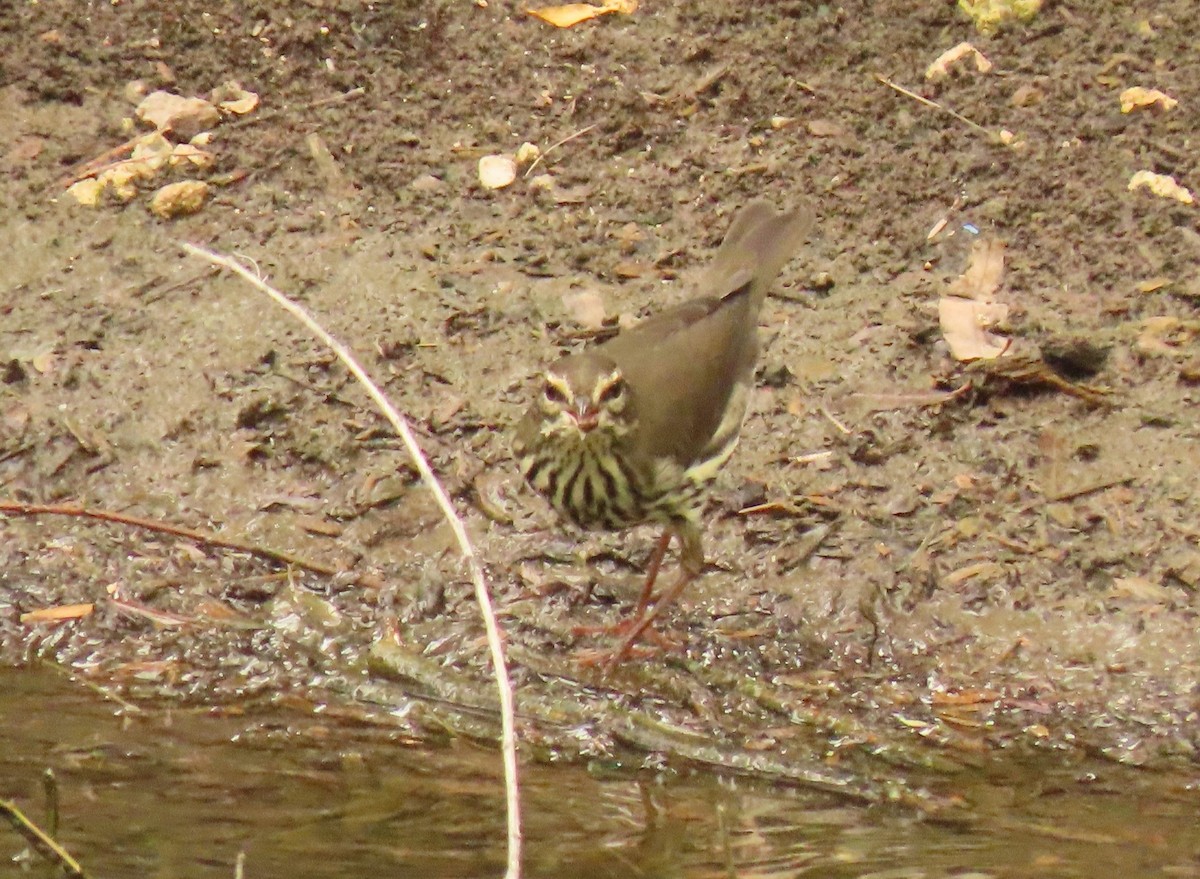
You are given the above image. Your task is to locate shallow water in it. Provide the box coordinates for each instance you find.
[1,667,1197,879]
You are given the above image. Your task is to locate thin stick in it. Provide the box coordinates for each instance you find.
[876,74,991,137]
[179,242,523,879]
[523,123,598,177]
[0,798,87,877]
[0,501,345,580]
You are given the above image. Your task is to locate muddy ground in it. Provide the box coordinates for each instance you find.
[2,1,1199,799]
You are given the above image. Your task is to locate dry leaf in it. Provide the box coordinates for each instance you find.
[149,180,209,219]
[1128,170,1194,205]
[562,289,607,329]
[20,603,95,624]
[926,42,993,81]
[1120,86,1178,113]
[948,239,1005,300]
[478,154,517,189]
[526,0,634,27]
[939,296,1011,361]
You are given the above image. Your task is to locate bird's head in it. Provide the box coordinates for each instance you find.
[538,355,632,440]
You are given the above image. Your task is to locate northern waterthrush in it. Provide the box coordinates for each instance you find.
[514,201,809,663]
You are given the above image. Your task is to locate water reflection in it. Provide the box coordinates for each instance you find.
[1,667,1197,878]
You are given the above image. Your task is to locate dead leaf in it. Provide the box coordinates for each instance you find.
[526,0,635,27]
[1136,316,1200,356]
[1128,170,1194,205]
[948,239,1005,300]
[295,515,344,537]
[612,260,651,279]
[7,135,45,163]
[1120,86,1178,113]
[30,350,57,374]
[20,603,95,624]
[1109,576,1172,603]
[939,239,1010,361]
[926,42,993,82]
[806,119,845,137]
[561,289,607,329]
[1137,277,1172,294]
[944,561,1006,586]
[939,297,1011,360]
[478,154,517,189]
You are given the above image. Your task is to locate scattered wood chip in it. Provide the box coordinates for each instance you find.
[926,42,993,82]
[958,0,1042,34]
[1128,170,1194,205]
[1120,86,1178,113]
[211,80,260,115]
[149,180,209,219]
[136,90,220,139]
[66,177,106,206]
[515,141,541,165]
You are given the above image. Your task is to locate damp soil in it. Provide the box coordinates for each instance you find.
[2,0,1200,809]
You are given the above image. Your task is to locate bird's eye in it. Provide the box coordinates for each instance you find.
[543,382,569,406]
[597,378,625,405]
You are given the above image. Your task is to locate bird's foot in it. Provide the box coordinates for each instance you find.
[572,613,682,670]
[572,642,658,667]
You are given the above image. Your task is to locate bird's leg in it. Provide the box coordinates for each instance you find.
[630,528,673,618]
[571,528,673,639]
[601,523,704,669]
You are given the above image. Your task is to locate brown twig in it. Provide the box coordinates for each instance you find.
[0,798,87,877]
[178,242,523,879]
[876,74,991,137]
[60,130,156,187]
[0,501,344,579]
[523,123,598,178]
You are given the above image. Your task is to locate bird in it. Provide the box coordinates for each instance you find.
[513,201,809,665]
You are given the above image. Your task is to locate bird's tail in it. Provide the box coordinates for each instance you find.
[704,201,812,307]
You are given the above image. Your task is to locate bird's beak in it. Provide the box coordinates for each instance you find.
[572,403,599,432]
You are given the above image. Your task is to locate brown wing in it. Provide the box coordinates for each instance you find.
[597,202,810,465]
[604,282,758,466]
